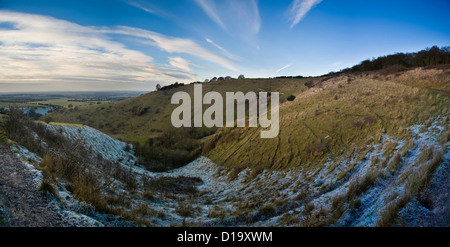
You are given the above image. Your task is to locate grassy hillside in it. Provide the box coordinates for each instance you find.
[48,77,319,141]
[48,66,449,172]
[47,76,325,170]
[206,67,450,174]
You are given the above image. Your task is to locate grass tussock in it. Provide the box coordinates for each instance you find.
[175,203,195,218]
[386,153,402,174]
[376,193,411,227]
[207,206,227,219]
[405,148,443,197]
[347,169,382,200]
[38,178,59,200]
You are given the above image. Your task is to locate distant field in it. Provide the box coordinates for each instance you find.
[0,91,144,109]
[30,98,109,108]
[0,99,108,108]
[0,102,38,108]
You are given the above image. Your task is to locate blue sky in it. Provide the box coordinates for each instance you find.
[0,0,449,92]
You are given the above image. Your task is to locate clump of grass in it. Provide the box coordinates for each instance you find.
[105,195,130,206]
[332,167,382,224]
[133,203,156,217]
[300,206,328,227]
[370,155,379,168]
[207,206,227,219]
[38,178,59,200]
[386,153,402,174]
[399,139,414,157]
[347,169,381,200]
[417,146,433,164]
[143,191,157,201]
[440,128,450,145]
[258,204,277,219]
[72,172,109,213]
[330,194,347,222]
[175,203,194,217]
[0,130,7,143]
[227,166,245,181]
[376,193,411,227]
[405,148,443,197]
[384,141,398,157]
[280,212,300,226]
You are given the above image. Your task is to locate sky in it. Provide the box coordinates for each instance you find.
[0,0,449,92]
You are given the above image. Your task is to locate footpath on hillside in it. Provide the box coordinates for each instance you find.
[0,143,66,227]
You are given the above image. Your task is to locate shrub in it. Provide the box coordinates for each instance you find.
[286,95,296,101]
[304,81,314,88]
[43,117,53,124]
[130,105,149,116]
[2,106,25,136]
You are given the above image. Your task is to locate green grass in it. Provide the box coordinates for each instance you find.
[207,73,450,172]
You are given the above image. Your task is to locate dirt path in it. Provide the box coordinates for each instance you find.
[0,143,66,227]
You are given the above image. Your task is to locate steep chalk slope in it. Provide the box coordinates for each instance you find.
[0,142,102,226]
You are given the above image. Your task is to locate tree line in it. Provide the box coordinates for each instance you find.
[343,46,450,73]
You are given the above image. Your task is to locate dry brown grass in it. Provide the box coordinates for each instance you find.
[386,153,402,174]
[347,169,382,200]
[405,148,443,197]
[376,193,411,227]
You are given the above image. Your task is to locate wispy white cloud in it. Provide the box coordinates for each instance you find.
[194,0,227,31]
[0,10,236,92]
[205,38,240,60]
[169,57,191,71]
[127,1,157,14]
[276,64,292,73]
[111,26,237,71]
[288,0,323,29]
[194,0,261,38]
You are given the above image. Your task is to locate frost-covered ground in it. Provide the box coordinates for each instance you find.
[2,139,104,226]
[5,116,448,226]
[45,124,137,167]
